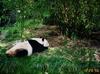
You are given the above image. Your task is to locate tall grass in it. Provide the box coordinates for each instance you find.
[0,19,43,42]
[0,46,99,74]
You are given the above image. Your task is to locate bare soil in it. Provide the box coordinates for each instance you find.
[31,25,100,49]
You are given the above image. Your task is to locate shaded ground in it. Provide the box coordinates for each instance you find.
[25,25,100,50]
[24,25,65,47]
[0,25,100,50]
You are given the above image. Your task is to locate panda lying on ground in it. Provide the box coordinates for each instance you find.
[6,38,49,57]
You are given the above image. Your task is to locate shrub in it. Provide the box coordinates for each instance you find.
[44,0,100,38]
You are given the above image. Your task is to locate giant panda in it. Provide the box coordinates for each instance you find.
[6,38,49,57]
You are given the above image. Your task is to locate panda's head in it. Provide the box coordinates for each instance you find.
[6,38,49,57]
[30,38,49,47]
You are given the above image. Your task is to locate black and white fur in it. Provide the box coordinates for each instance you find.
[6,38,49,57]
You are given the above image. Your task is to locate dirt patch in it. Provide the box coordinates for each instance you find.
[32,26,70,47]
[29,25,100,48]
[3,25,98,48]
[29,25,66,47]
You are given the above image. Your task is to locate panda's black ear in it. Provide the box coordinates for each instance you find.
[42,38,44,41]
[40,37,42,38]
[40,37,44,41]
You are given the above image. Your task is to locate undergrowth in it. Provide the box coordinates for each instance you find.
[0,46,100,74]
[0,20,100,74]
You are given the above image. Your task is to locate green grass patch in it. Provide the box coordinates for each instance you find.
[0,46,99,74]
[0,19,43,42]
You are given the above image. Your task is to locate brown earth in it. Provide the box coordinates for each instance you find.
[29,25,100,49]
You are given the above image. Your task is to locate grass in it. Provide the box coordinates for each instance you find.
[0,48,82,74]
[0,19,43,42]
[0,46,100,74]
[0,20,100,74]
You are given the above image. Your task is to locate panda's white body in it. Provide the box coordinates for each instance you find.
[6,41,33,56]
[6,38,49,57]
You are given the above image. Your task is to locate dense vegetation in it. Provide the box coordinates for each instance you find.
[0,45,100,74]
[1,0,100,37]
[46,0,100,37]
[0,0,100,74]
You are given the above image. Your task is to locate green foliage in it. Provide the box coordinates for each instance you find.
[0,46,99,74]
[0,19,42,41]
[0,0,100,73]
[43,0,100,38]
[65,0,100,37]
[1,0,50,20]
[1,0,100,38]
[0,46,98,74]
